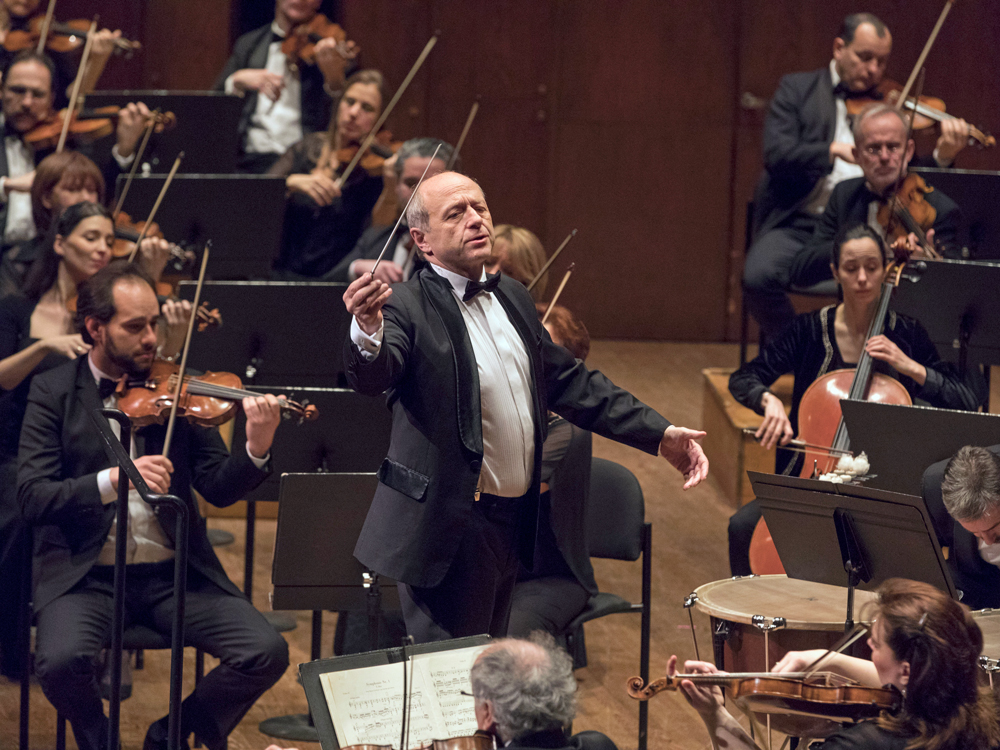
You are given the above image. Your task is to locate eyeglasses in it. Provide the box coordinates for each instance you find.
[862,143,903,157]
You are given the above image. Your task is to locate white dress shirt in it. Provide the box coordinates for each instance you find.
[0,117,36,244]
[351,265,535,497]
[225,22,303,155]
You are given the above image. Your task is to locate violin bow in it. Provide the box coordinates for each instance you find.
[161,243,210,457]
[127,151,184,263]
[335,34,438,189]
[541,262,575,326]
[56,17,97,154]
[895,0,956,109]
[113,113,160,220]
[527,229,577,293]
[35,0,58,54]
[448,98,480,170]
[370,143,442,277]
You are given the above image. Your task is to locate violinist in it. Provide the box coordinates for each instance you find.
[17,261,289,750]
[727,224,978,576]
[214,0,359,174]
[327,136,455,283]
[471,633,618,750]
[270,68,388,278]
[790,104,962,290]
[743,13,972,342]
[672,578,999,750]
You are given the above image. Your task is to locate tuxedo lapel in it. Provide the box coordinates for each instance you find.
[818,66,837,142]
[418,269,482,456]
[247,25,273,69]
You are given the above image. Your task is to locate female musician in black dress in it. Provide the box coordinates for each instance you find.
[672,577,1000,750]
[727,224,979,575]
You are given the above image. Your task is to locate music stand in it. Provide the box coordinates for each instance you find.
[912,167,1000,259]
[749,472,957,629]
[264,472,400,742]
[178,281,352,387]
[840,400,1000,495]
[892,258,1000,371]
[117,175,287,279]
[85,91,242,173]
[299,635,491,750]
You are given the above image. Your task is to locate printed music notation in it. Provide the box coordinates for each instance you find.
[320,644,488,748]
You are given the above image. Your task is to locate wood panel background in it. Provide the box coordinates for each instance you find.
[28,0,1000,341]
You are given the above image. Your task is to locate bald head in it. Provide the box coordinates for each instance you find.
[407,171,494,279]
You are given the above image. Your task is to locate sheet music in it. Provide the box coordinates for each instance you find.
[320,644,488,748]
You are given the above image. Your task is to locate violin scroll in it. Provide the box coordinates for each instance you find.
[626,675,674,701]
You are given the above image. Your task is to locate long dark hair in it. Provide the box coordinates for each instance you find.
[21,201,112,303]
[866,578,1000,750]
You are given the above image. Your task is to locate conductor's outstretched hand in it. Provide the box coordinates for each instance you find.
[344,275,392,335]
[659,425,708,489]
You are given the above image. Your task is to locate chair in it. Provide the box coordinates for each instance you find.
[559,458,652,750]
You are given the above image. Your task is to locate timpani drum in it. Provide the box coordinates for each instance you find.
[972,609,1000,679]
[688,575,877,672]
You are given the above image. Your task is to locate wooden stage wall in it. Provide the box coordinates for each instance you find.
[47,0,1000,341]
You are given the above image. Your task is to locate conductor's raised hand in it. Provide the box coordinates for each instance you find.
[344,275,392,336]
[659,425,708,489]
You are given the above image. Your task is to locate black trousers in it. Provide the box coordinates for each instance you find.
[742,215,818,341]
[507,576,590,638]
[34,562,289,750]
[399,494,524,643]
[728,500,763,577]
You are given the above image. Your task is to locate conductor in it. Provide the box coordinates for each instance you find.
[342,171,708,642]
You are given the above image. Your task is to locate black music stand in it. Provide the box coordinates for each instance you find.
[116,175,287,279]
[840,400,1000,495]
[86,91,242,173]
[299,635,491,750]
[913,167,1000,259]
[749,472,957,629]
[178,281,352,387]
[892,258,1000,372]
[263,472,401,742]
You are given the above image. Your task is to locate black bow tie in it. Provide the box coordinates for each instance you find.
[833,81,881,101]
[98,378,118,401]
[462,273,501,303]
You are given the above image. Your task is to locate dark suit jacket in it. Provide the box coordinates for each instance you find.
[18,356,271,612]
[212,23,334,153]
[922,446,1000,610]
[344,268,669,588]
[328,223,405,282]
[509,729,618,750]
[790,175,961,287]
[753,67,840,236]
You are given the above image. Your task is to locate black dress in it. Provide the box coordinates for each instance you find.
[0,293,68,677]
[269,132,384,278]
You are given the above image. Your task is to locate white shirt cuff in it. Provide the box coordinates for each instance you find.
[111,143,135,169]
[348,260,361,281]
[350,317,383,360]
[246,443,270,468]
[224,73,243,96]
[0,177,8,203]
[97,469,116,504]
[932,147,953,168]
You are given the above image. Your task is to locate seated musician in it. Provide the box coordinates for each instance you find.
[921,445,1000,610]
[727,223,978,576]
[214,0,359,174]
[672,578,999,750]
[472,633,617,750]
[0,150,103,295]
[327,137,455,283]
[508,304,596,641]
[486,224,548,302]
[789,102,962,289]
[0,50,155,254]
[743,12,973,341]
[269,68,389,278]
[18,261,289,750]
[0,0,126,107]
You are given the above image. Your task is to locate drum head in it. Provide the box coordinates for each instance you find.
[691,575,878,630]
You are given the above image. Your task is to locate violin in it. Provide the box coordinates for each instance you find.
[24,106,175,151]
[3,16,141,57]
[281,13,354,75]
[340,732,496,750]
[877,173,939,259]
[627,671,901,739]
[115,359,318,428]
[845,79,995,150]
[325,130,402,180]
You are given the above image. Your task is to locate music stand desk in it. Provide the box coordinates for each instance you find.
[840,400,1000,496]
[300,636,491,750]
[913,167,1000,259]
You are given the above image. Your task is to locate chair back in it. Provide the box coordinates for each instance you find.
[586,458,645,561]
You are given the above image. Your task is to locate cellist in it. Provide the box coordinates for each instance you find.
[726,223,979,576]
